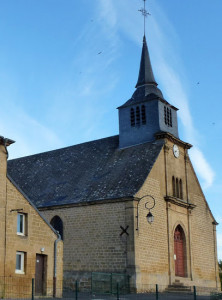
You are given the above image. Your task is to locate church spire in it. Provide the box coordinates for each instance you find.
[118,0,179,149]
[135,35,157,88]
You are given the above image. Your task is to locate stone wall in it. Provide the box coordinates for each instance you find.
[40,138,219,291]
[0,145,7,278]
[134,139,219,289]
[41,200,135,288]
[0,144,63,297]
[134,148,169,287]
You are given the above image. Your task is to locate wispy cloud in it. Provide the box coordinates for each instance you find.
[1,0,215,190]
[97,0,215,190]
[148,10,215,190]
[0,102,62,159]
[154,59,215,188]
[189,147,215,189]
[6,0,123,152]
[44,1,122,143]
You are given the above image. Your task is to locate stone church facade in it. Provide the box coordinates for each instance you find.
[7,35,220,291]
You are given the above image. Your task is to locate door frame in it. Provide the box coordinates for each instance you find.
[173,224,187,277]
[35,254,47,295]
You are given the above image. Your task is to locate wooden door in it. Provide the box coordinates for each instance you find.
[35,254,45,295]
[174,226,185,277]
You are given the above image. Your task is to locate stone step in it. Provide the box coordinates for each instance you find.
[171,281,184,286]
[165,285,192,293]
[168,285,191,290]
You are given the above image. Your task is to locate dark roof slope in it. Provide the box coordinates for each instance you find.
[7,135,164,208]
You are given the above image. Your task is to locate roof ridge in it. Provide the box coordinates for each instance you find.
[8,135,119,161]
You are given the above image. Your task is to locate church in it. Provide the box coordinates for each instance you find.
[7,31,220,291]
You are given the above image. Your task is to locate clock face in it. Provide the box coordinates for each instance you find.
[173,144,180,158]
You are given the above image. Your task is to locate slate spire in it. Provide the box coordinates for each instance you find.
[135,35,157,88]
[118,32,179,149]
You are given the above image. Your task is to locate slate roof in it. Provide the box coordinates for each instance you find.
[7,135,164,208]
[118,36,165,109]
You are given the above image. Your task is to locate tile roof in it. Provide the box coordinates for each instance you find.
[7,135,164,208]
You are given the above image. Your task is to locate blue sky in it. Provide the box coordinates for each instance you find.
[0,0,222,259]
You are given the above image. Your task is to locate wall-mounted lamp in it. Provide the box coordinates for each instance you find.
[40,248,45,252]
[136,195,156,230]
[146,211,154,224]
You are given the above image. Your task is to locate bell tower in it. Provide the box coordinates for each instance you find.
[118,34,179,149]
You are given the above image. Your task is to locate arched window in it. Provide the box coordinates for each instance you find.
[172,176,176,197]
[179,179,183,199]
[141,105,146,125]
[176,178,179,198]
[136,106,140,125]
[130,108,135,127]
[50,216,64,240]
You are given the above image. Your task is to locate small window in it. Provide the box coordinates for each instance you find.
[176,178,179,198]
[173,177,183,199]
[50,216,64,240]
[17,213,25,235]
[167,108,170,125]
[136,106,140,125]
[169,109,172,127]
[172,176,176,197]
[179,179,183,199]
[130,108,135,127]
[164,106,167,125]
[141,105,146,125]
[15,252,25,274]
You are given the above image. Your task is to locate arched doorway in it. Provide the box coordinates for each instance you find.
[50,216,64,240]
[174,225,186,277]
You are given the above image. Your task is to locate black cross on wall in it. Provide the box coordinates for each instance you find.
[120,225,129,236]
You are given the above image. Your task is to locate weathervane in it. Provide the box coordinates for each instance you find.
[138,0,151,35]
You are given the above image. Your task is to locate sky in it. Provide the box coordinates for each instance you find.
[0,0,222,259]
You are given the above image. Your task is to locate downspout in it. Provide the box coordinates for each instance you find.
[53,232,61,297]
[213,222,219,289]
[3,138,9,279]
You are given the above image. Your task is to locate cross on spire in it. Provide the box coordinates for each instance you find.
[138,0,151,36]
